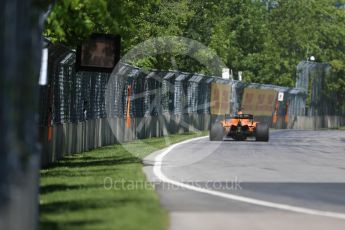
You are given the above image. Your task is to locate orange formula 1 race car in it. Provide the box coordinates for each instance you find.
[209,113,269,142]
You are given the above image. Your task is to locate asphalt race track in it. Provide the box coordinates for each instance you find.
[143,130,345,230]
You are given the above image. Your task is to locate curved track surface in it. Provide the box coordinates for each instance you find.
[143,130,345,230]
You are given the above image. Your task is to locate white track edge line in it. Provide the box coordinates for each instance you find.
[153,136,345,220]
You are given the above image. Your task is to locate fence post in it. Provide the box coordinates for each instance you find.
[0,1,54,229]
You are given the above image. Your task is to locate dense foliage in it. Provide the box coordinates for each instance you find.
[45,0,345,88]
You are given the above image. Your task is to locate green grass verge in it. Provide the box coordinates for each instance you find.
[40,131,208,230]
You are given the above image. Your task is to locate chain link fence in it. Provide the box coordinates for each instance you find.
[297,61,345,116]
[39,44,224,165]
[39,45,344,166]
[293,61,345,129]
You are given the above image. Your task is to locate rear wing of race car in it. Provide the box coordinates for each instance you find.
[225,113,254,120]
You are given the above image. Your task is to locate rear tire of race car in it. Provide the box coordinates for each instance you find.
[209,122,225,141]
[256,123,269,142]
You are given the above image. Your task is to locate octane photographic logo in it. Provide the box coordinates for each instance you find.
[105,36,226,167]
[103,177,242,192]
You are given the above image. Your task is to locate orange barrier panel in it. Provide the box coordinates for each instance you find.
[210,83,231,115]
[126,85,132,128]
[272,101,279,125]
[285,101,289,124]
[242,88,277,116]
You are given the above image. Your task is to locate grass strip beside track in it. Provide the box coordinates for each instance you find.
[39,131,207,230]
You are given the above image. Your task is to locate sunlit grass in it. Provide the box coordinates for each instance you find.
[39,131,207,230]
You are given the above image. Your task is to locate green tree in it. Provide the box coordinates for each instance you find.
[45,0,158,47]
[45,0,345,91]
[125,0,195,70]
[261,0,345,86]
[206,0,269,81]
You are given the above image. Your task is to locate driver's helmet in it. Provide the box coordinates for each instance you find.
[237,107,244,115]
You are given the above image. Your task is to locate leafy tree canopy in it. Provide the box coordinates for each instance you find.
[45,0,345,88]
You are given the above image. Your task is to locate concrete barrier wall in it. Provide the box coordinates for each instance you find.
[41,114,344,166]
[40,113,211,166]
[257,115,345,130]
[288,116,345,130]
